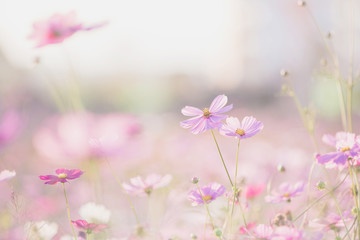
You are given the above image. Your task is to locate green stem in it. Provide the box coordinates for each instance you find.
[348,164,360,239]
[293,173,348,222]
[105,159,140,225]
[62,183,78,240]
[210,130,233,187]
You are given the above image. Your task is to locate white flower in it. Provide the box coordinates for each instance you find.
[0,170,16,182]
[79,202,111,223]
[24,221,58,240]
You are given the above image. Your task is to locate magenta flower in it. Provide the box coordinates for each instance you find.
[29,11,106,47]
[39,169,84,185]
[316,132,360,167]
[188,182,225,206]
[219,116,263,139]
[265,181,304,203]
[122,174,172,196]
[180,94,233,134]
[244,183,265,199]
[72,220,107,234]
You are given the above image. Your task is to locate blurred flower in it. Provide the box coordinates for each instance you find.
[244,183,265,199]
[29,11,106,47]
[219,116,263,139]
[252,224,273,239]
[188,182,225,206]
[0,110,21,149]
[123,174,172,196]
[24,221,58,240]
[316,132,360,167]
[265,181,304,203]
[271,226,302,240]
[180,94,233,134]
[0,169,16,182]
[239,222,256,234]
[39,168,83,185]
[310,210,353,232]
[33,112,142,163]
[72,219,108,234]
[79,202,111,223]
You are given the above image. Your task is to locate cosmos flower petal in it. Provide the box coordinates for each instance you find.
[209,94,228,112]
[215,104,233,114]
[181,106,203,116]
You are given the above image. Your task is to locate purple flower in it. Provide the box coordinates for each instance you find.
[39,169,84,185]
[265,181,304,203]
[219,116,263,139]
[316,132,360,167]
[122,174,172,196]
[72,219,108,234]
[188,182,225,206]
[180,94,233,134]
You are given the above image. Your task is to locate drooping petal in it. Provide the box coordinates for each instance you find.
[180,116,202,129]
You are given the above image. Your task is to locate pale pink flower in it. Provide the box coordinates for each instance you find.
[219,116,263,139]
[72,219,107,234]
[271,226,302,240]
[39,169,83,185]
[180,94,233,134]
[316,132,360,167]
[253,224,273,239]
[29,11,106,47]
[0,170,16,182]
[265,182,304,203]
[122,174,172,196]
[244,183,265,199]
[310,210,353,232]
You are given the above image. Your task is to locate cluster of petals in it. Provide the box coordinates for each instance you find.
[29,11,106,47]
[316,132,360,168]
[188,182,225,206]
[265,181,304,203]
[72,219,108,234]
[39,169,83,185]
[220,116,264,139]
[180,94,233,134]
[122,174,172,196]
[246,224,302,240]
[0,170,16,182]
[310,210,353,231]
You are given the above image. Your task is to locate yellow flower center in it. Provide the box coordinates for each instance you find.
[203,195,213,201]
[58,173,67,179]
[235,129,245,136]
[283,193,290,198]
[203,108,211,118]
[341,147,351,152]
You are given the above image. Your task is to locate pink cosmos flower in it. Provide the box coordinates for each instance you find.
[271,226,302,240]
[265,181,304,203]
[219,116,263,139]
[188,182,226,206]
[239,222,256,234]
[39,169,84,185]
[122,174,172,196]
[180,94,233,134]
[316,132,360,167]
[252,224,274,239]
[72,220,107,234]
[244,183,265,199]
[0,111,21,149]
[310,210,353,232]
[0,170,16,182]
[29,11,106,47]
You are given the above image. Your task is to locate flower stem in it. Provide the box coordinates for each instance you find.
[210,130,233,187]
[348,164,360,239]
[62,183,77,240]
[104,158,140,226]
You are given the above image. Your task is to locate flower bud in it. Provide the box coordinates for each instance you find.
[280,69,288,77]
[191,177,199,184]
[214,228,222,237]
[190,233,197,239]
[297,0,306,7]
[316,181,326,190]
[277,164,286,172]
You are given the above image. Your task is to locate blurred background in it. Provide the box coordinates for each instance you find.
[0,0,360,239]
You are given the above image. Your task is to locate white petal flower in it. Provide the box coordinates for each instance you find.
[24,221,58,240]
[79,202,111,223]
